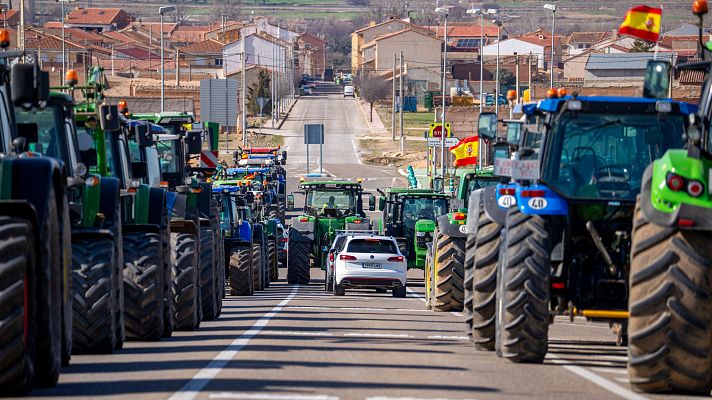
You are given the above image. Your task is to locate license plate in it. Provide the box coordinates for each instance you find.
[362,263,382,269]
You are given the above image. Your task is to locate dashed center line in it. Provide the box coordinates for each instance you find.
[210,394,339,400]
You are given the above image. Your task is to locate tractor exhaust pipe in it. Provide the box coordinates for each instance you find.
[585,221,617,275]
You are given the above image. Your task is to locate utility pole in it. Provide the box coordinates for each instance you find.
[175,49,180,86]
[391,53,396,141]
[528,51,533,101]
[399,50,404,154]
[159,6,176,113]
[242,38,247,147]
[111,44,115,76]
[435,6,449,186]
[515,52,519,103]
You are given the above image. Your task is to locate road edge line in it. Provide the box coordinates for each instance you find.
[169,286,300,400]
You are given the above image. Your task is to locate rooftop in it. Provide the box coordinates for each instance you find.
[66,7,128,26]
[586,52,674,70]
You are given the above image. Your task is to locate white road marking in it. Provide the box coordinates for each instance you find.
[616,378,630,383]
[592,367,627,375]
[169,286,300,400]
[427,335,470,341]
[406,287,426,303]
[210,393,338,400]
[367,397,478,400]
[343,332,413,338]
[450,312,463,317]
[547,354,649,400]
[267,331,336,337]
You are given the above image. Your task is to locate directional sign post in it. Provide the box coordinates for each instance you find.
[257,97,270,136]
[427,137,459,147]
[304,124,325,175]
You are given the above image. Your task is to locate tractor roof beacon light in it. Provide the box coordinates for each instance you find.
[507,89,517,101]
[557,88,567,98]
[66,69,78,87]
[0,29,10,49]
[546,88,558,99]
[694,0,708,16]
[118,99,128,114]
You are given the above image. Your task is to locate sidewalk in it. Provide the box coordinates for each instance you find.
[357,99,389,135]
[256,97,299,133]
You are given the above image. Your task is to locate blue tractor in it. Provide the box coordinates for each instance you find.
[214,186,256,296]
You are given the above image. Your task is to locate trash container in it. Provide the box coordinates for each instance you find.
[404,96,417,112]
[424,92,434,110]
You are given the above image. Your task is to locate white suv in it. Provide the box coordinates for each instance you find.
[333,235,407,297]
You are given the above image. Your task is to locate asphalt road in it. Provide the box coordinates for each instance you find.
[25,83,699,400]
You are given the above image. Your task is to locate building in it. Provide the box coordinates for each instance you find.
[563,49,598,81]
[181,39,224,68]
[565,31,611,56]
[65,7,133,31]
[584,52,674,86]
[428,22,508,50]
[351,18,413,73]
[481,29,562,70]
[298,33,327,77]
[223,33,290,76]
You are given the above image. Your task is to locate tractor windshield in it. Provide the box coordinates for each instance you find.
[543,110,685,201]
[306,189,357,215]
[156,139,180,173]
[400,197,449,229]
[15,106,67,161]
[463,176,499,200]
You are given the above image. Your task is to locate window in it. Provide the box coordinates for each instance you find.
[400,197,448,230]
[156,139,179,173]
[306,190,356,212]
[347,239,398,254]
[15,106,66,161]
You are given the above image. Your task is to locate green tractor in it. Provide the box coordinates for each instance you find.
[627,5,712,393]
[0,61,73,391]
[287,180,376,284]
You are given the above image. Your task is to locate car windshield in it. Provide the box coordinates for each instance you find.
[156,139,179,173]
[543,110,685,201]
[306,189,356,213]
[400,197,448,228]
[15,106,67,161]
[347,239,398,254]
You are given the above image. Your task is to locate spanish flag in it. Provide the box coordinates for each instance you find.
[618,5,662,42]
[450,136,479,167]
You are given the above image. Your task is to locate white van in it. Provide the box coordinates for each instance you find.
[343,85,355,97]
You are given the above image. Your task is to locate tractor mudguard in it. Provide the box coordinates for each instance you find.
[465,188,485,235]
[165,191,178,219]
[199,217,212,228]
[223,238,251,254]
[482,186,509,226]
[98,176,121,230]
[515,183,568,216]
[239,221,252,242]
[252,224,266,246]
[123,224,161,235]
[639,164,712,230]
[72,227,114,242]
[170,219,199,237]
[197,182,212,218]
[437,215,466,238]
[290,217,316,241]
[146,187,167,227]
[4,156,65,224]
[171,193,188,220]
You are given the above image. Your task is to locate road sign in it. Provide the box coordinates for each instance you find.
[427,137,459,147]
[200,79,238,126]
[304,124,324,144]
[428,122,451,138]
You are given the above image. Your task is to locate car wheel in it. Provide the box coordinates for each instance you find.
[334,284,345,296]
[375,288,387,293]
[392,286,407,298]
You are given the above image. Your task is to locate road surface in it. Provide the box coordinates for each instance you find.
[26,83,697,400]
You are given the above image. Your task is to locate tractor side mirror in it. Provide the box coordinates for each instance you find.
[131,161,148,179]
[286,194,295,211]
[643,60,671,99]
[76,131,98,166]
[432,177,444,192]
[478,112,498,140]
[281,151,287,164]
[11,64,40,108]
[16,123,38,144]
[99,104,120,132]
[493,142,510,161]
[186,130,202,155]
[505,121,522,146]
[368,194,376,212]
[135,124,153,147]
[378,195,386,211]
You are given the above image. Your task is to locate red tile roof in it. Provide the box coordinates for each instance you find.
[566,32,611,46]
[115,47,157,59]
[429,25,501,38]
[66,8,128,27]
[101,30,138,44]
[299,32,326,45]
[180,39,223,55]
[171,25,211,44]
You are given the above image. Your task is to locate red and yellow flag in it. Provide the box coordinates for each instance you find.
[450,136,479,167]
[618,5,662,42]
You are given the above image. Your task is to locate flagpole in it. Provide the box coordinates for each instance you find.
[653,3,663,60]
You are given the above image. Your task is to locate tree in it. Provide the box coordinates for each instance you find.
[356,75,390,122]
[499,70,515,87]
[212,1,243,23]
[247,70,272,116]
[630,39,655,53]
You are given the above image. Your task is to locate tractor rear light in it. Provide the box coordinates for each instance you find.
[666,173,685,191]
[86,176,100,187]
[329,253,334,262]
[551,282,565,290]
[280,237,288,243]
[160,181,169,188]
[521,190,545,197]
[299,217,309,222]
[453,212,466,221]
[340,254,357,261]
[499,188,515,195]
[353,219,362,224]
[687,180,704,197]
[388,256,404,262]
[679,218,696,227]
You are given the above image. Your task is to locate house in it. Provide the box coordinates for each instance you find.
[565,31,611,56]
[223,33,290,77]
[0,9,20,28]
[351,18,413,73]
[204,21,243,43]
[299,33,327,77]
[65,7,133,31]
[361,28,442,89]
[428,22,508,50]
[171,25,213,47]
[563,49,599,81]
[180,39,224,69]
[584,52,674,86]
[481,29,562,70]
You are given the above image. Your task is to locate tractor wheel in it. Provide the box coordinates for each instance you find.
[0,217,36,393]
[287,239,310,285]
[212,218,224,318]
[34,186,62,388]
[252,243,264,291]
[229,247,254,296]
[334,283,346,296]
[161,226,175,338]
[278,203,286,224]
[496,208,550,363]
[432,231,465,312]
[471,209,503,351]
[71,238,116,353]
[424,243,434,309]
[199,227,217,321]
[268,238,279,282]
[269,207,279,220]
[464,233,476,340]
[123,232,164,341]
[59,196,73,365]
[171,232,199,331]
[628,199,712,393]
[111,209,125,351]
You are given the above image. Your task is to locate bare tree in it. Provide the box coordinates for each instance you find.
[172,6,189,24]
[356,75,390,122]
[211,1,243,23]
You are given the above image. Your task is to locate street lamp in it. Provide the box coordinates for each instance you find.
[0,4,8,28]
[159,5,176,112]
[57,0,75,85]
[435,6,449,187]
[543,3,557,88]
[466,7,497,113]
[493,20,503,126]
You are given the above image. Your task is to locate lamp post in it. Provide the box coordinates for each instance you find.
[159,5,176,112]
[58,0,75,85]
[435,6,449,187]
[466,8,497,113]
[0,4,8,28]
[544,3,557,88]
[494,19,502,125]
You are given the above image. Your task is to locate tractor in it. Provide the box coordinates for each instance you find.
[287,180,376,284]
[626,2,712,393]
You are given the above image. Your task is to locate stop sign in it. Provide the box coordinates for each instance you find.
[429,122,451,138]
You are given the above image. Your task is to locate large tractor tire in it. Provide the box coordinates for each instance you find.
[432,230,465,312]
[469,209,503,351]
[463,233,476,339]
[111,212,125,351]
[171,232,199,331]
[123,232,164,341]
[34,187,62,388]
[627,200,712,393]
[252,243,264,291]
[229,246,254,296]
[0,217,37,393]
[59,197,73,365]
[424,243,434,309]
[278,203,286,224]
[161,227,174,338]
[287,240,310,284]
[71,239,116,353]
[212,219,224,318]
[268,238,278,282]
[199,227,217,321]
[496,209,550,363]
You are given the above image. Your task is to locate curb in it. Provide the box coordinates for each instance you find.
[277,98,298,130]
